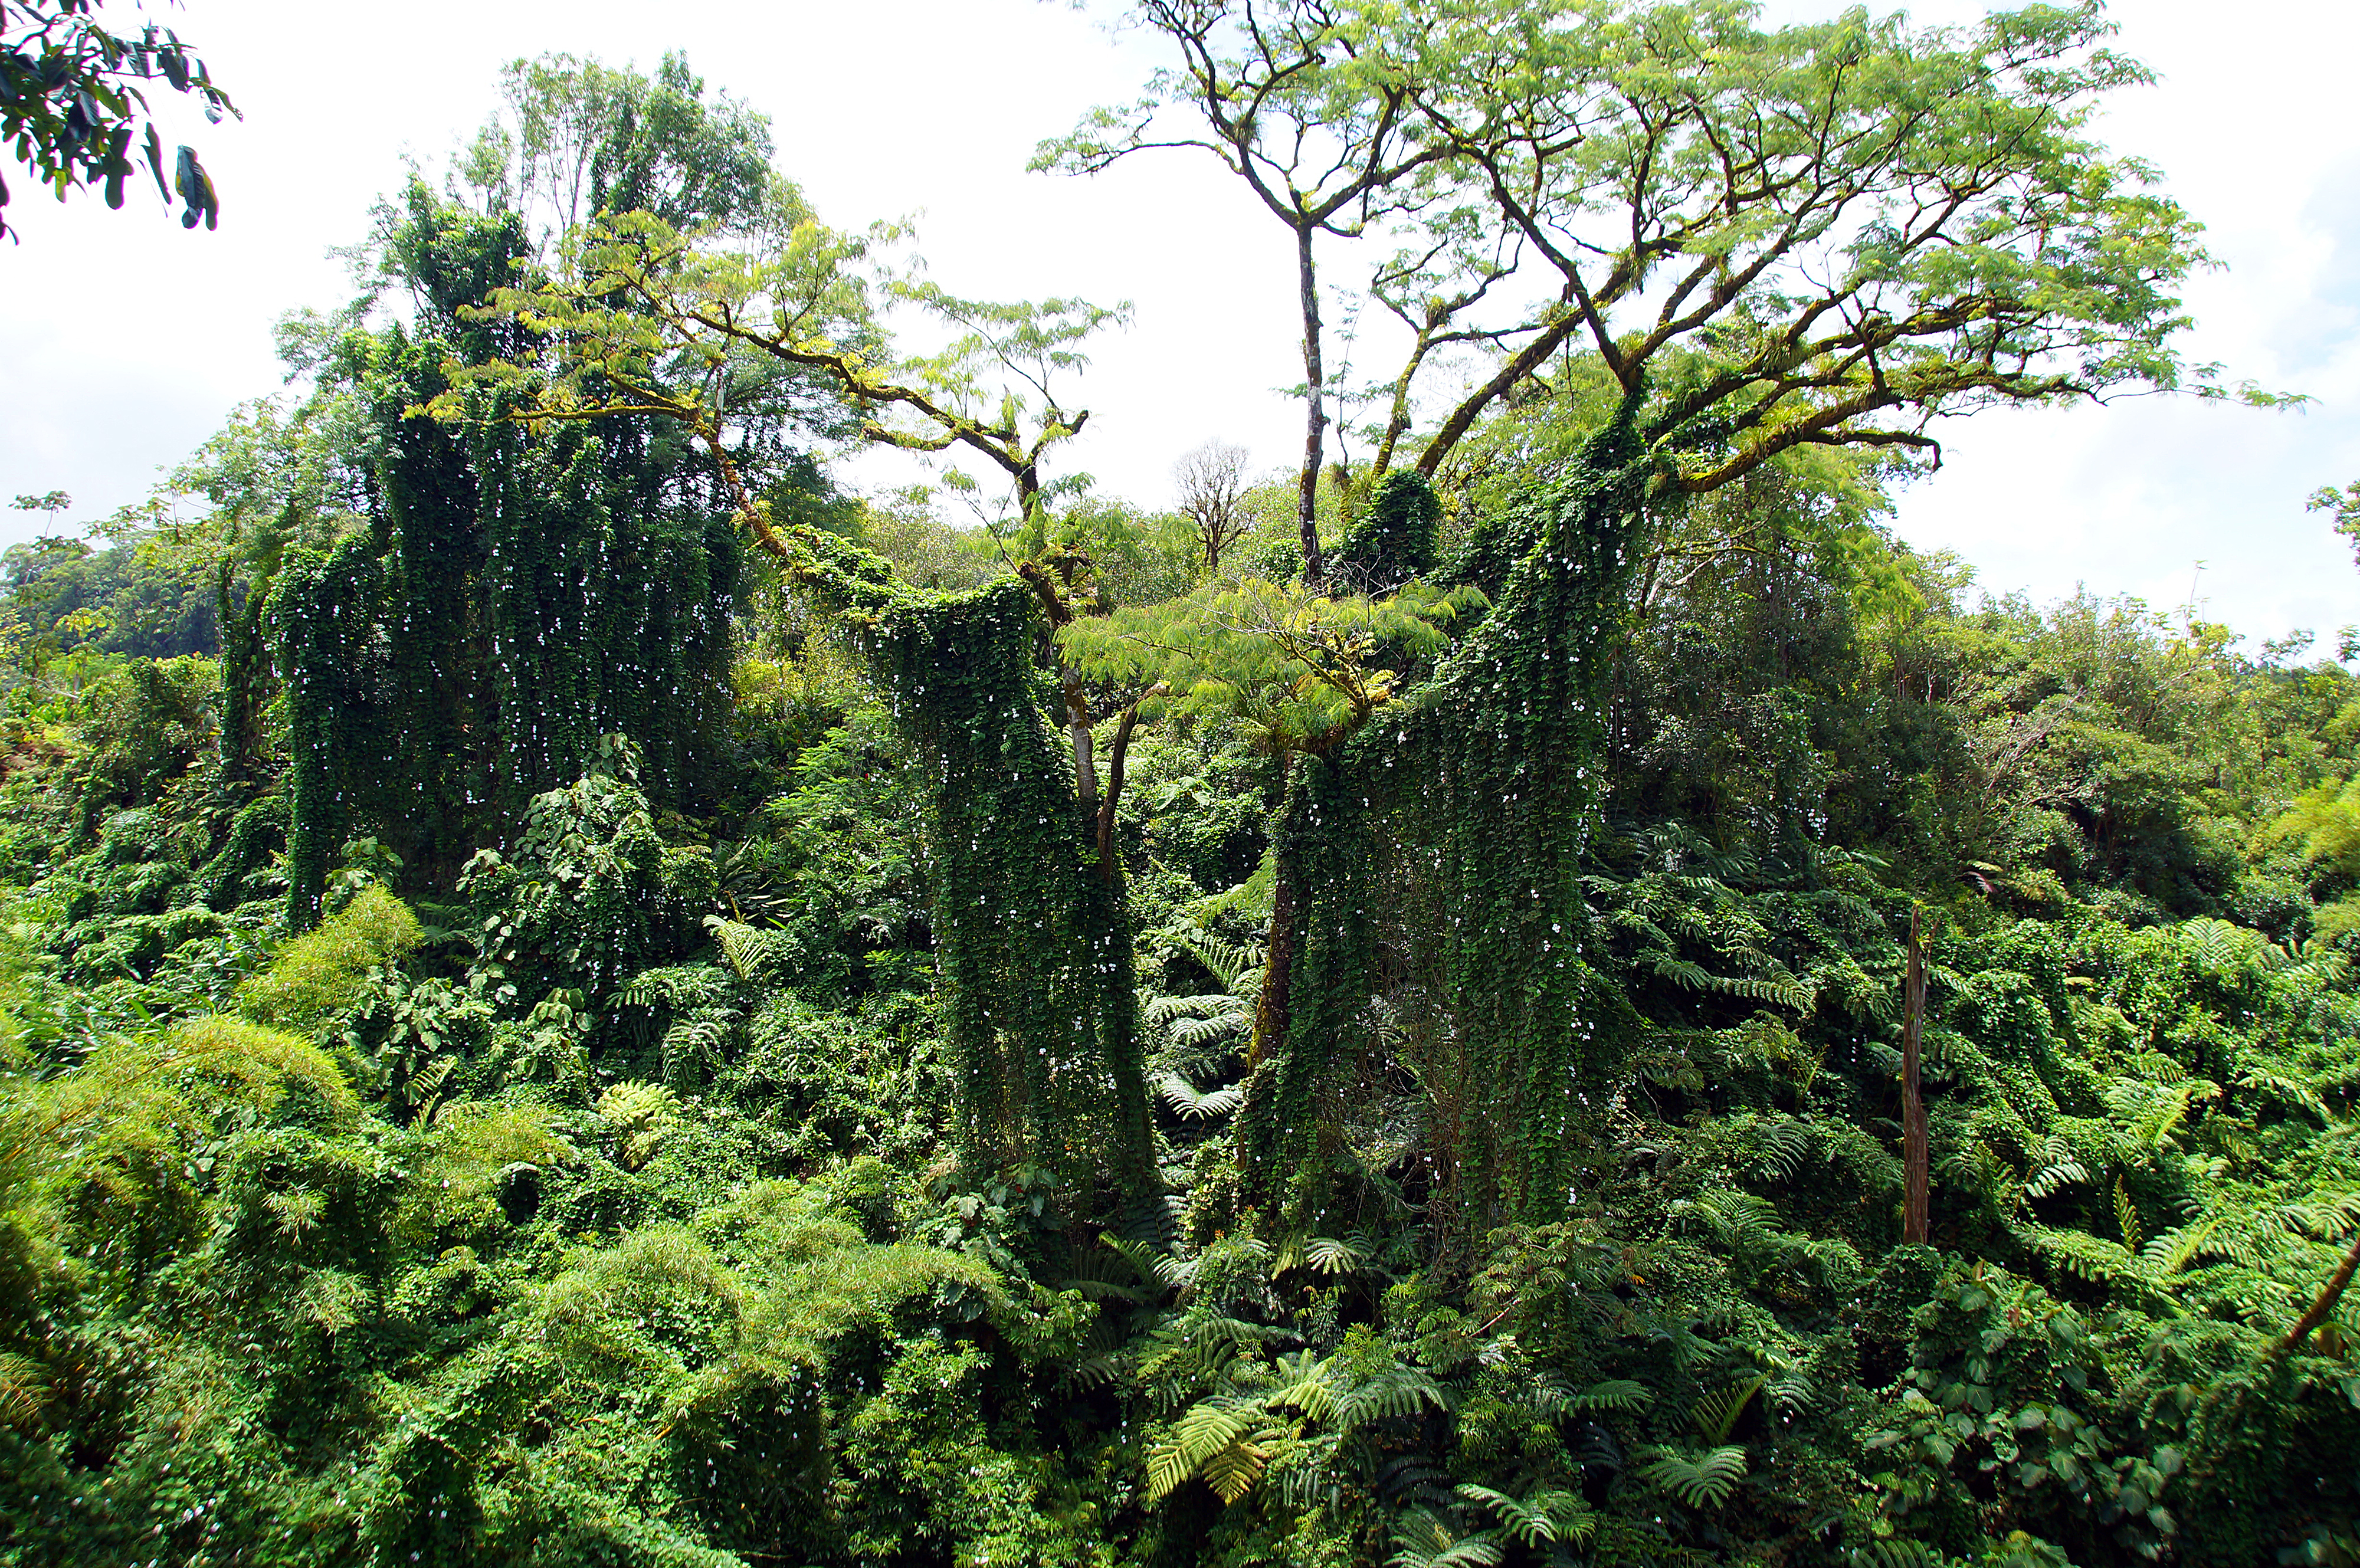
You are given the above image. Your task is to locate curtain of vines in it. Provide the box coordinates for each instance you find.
[273,196,739,926]
[778,527,1155,1205]
[1247,402,1649,1236]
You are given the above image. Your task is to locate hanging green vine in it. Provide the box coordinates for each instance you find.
[275,533,384,930]
[271,191,741,926]
[766,521,1156,1202]
[1333,467,1442,591]
[1250,396,1650,1231]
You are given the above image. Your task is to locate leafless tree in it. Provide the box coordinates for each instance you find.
[1173,439,1251,577]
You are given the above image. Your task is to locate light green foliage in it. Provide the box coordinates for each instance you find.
[2269,775,2360,876]
[408,1098,575,1235]
[235,881,422,1030]
[1048,0,2243,513]
[598,1080,682,1172]
[1060,574,1484,755]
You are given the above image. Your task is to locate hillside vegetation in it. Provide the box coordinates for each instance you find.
[2,9,2356,1567]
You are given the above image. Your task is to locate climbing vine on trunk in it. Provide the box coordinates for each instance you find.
[749,521,1158,1203]
[1246,398,1648,1234]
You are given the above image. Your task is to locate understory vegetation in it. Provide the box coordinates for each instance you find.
[4,6,2358,1566]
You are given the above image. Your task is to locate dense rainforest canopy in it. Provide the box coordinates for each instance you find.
[3,8,2358,1568]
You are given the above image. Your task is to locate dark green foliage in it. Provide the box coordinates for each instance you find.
[717,711,933,1006]
[1334,468,1441,591]
[273,183,744,926]
[1258,402,1648,1229]
[795,530,1155,1200]
[457,739,719,1000]
[195,790,285,910]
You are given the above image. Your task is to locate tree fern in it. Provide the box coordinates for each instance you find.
[1145,1396,1273,1503]
[1387,1507,1506,1568]
[1454,1483,1595,1547]
[1638,1445,1749,1508]
[1560,1377,1653,1413]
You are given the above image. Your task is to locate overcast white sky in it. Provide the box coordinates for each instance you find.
[5,0,2357,646]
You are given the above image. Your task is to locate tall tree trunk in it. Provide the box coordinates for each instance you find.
[2270,1227,2360,1361]
[1902,906,1930,1245]
[1295,224,1326,589]
[215,560,261,788]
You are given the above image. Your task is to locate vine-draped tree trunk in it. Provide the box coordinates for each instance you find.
[1903,907,1931,1245]
[1240,396,1651,1235]
[750,523,1159,1209]
[214,556,271,789]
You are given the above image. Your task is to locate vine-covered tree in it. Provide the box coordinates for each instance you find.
[1048,0,2248,1233]
[268,55,830,927]
[434,1,2234,1236]
[430,170,1164,1204]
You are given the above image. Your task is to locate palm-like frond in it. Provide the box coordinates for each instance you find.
[1145,1396,1279,1503]
[1388,1507,1506,1568]
[1158,1071,1244,1121]
[1691,1375,1766,1444]
[1455,1484,1596,1547]
[1638,1444,1749,1509]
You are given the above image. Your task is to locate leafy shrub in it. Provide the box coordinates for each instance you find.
[235,881,422,1031]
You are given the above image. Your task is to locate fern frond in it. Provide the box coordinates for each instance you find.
[1146,1397,1276,1503]
[2021,1224,2153,1287]
[1333,1366,1450,1428]
[708,918,791,980]
[1691,1375,1766,1445]
[2235,1065,2333,1124]
[1300,1234,1372,1277]
[1165,927,1267,995]
[1388,1508,1506,1568]
[2023,1157,2089,1199]
[1848,1540,1946,1568]
[1158,1072,1245,1121]
[1638,1445,1749,1509]
[2145,1216,2221,1276]
[1562,1377,1653,1412]
[1456,1483,1595,1547]
[0,1352,48,1429]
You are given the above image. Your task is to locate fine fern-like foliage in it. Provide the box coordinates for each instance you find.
[598,1080,683,1173]
[1638,1444,1749,1510]
[1386,1510,1506,1568]
[235,883,422,1032]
